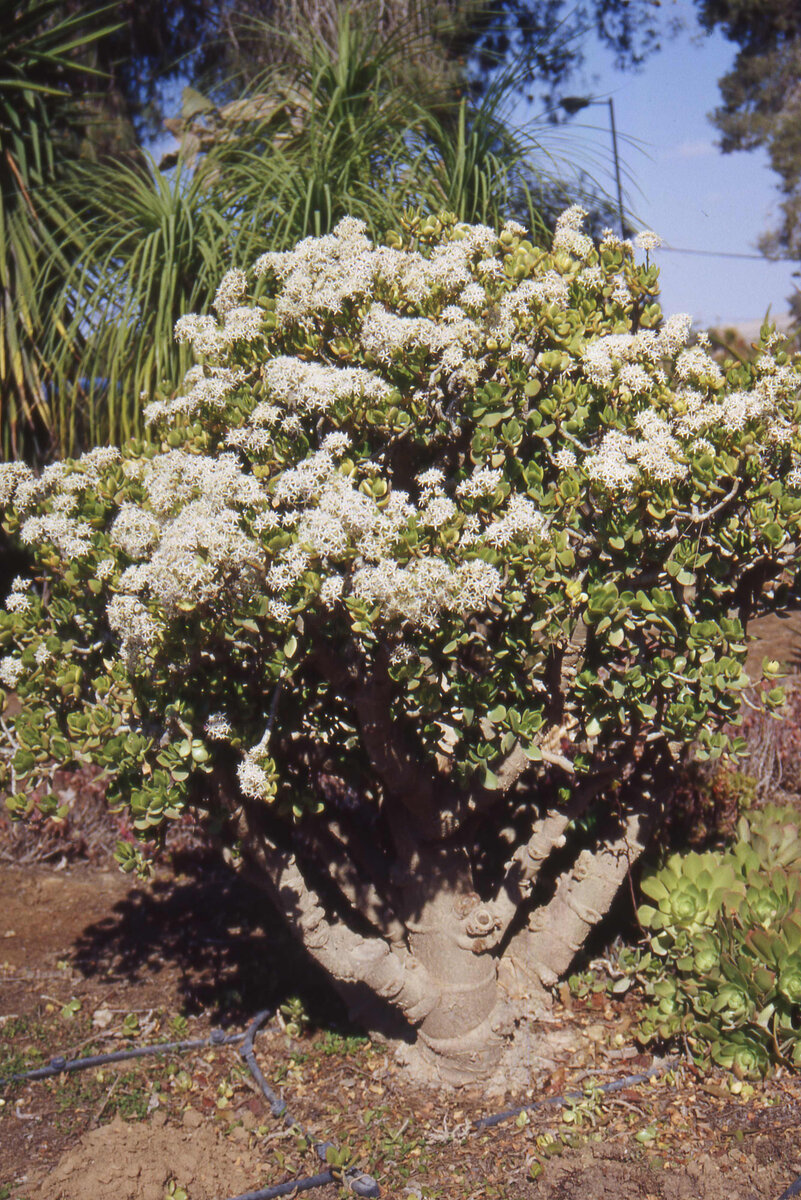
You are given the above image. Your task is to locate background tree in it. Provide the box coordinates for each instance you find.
[695,0,801,319]
[0,0,118,462]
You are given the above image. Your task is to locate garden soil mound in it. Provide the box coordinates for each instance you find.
[28,1112,255,1200]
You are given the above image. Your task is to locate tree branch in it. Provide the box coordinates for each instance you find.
[308,821,407,946]
[499,809,649,1005]
[234,803,440,1025]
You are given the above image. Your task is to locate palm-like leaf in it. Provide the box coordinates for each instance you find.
[0,0,117,461]
[48,156,232,449]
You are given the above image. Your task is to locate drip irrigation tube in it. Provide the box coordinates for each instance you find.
[0,1028,244,1086]
[233,1011,379,1199]
[2,1016,798,1200]
[777,1176,801,1200]
[474,1057,680,1130]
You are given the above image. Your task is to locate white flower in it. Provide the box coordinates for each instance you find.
[554,448,577,469]
[484,495,549,547]
[237,756,275,801]
[213,268,248,317]
[107,594,162,666]
[205,713,233,741]
[416,468,446,498]
[456,467,503,499]
[583,431,640,492]
[0,462,33,506]
[5,593,30,613]
[501,219,528,239]
[34,644,52,666]
[421,495,457,529]
[321,431,351,457]
[0,656,23,688]
[267,599,292,623]
[675,345,724,386]
[319,575,344,606]
[20,514,93,558]
[634,230,663,252]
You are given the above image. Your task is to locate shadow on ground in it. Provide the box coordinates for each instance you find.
[69,855,350,1031]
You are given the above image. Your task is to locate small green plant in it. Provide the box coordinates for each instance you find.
[633,804,801,1076]
[279,996,310,1039]
[169,1013,189,1038]
[122,1012,140,1038]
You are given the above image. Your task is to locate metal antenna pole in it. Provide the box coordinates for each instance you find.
[607,97,625,238]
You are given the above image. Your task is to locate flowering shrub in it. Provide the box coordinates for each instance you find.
[634,805,801,1078]
[1,207,800,1084]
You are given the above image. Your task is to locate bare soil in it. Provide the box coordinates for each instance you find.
[2,857,801,1200]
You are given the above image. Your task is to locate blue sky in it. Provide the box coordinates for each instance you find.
[518,2,798,328]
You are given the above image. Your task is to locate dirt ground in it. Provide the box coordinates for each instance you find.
[2,857,801,1200]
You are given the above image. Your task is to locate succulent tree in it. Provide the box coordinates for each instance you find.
[1,210,801,1086]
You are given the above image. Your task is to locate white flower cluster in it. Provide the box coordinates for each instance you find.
[456,467,503,499]
[205,712,233,741]
[635,230,664,252]
[142,451,265,517]
[483,495,550,547]
[497,274,570,337]
[20,513,93,558]
[237,755,276,802]
[585,416,689,492]
[351,555,501,627]
[0,655,23,688]
[581,318,693,389]
[145,366,245,425]
[263,356,392,415]
[110,504,161,558]
[290,473,414,564]
[553,205,593,261]
[131,500,262,613]
[106,593,162,667]
[213,268,247,317]
[174,306,263,358]
[0,462,32,505]
[5,575,31,613]
[675,345,725,387]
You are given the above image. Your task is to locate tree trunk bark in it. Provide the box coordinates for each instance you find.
[232,796,648,1088]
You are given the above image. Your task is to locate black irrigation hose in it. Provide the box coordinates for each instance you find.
[0,1028,244,1086]
[777,1176,801,1200]
[474,1057,681,1130]
[2,1016,798,1200]
[233,1010,379,1200]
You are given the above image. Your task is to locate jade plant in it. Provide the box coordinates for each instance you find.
[635,805,801,1077]
[1,209,801,1086]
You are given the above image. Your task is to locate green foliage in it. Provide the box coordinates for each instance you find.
[0,0,117,461]
[634,805,801,1077]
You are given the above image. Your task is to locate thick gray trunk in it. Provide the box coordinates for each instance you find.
[233,800,648,1087]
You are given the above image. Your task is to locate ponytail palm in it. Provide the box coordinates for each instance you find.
[0,0,115,461]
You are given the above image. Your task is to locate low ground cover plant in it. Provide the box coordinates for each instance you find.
[1,209,800,1086]
[635,804,801,1077]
